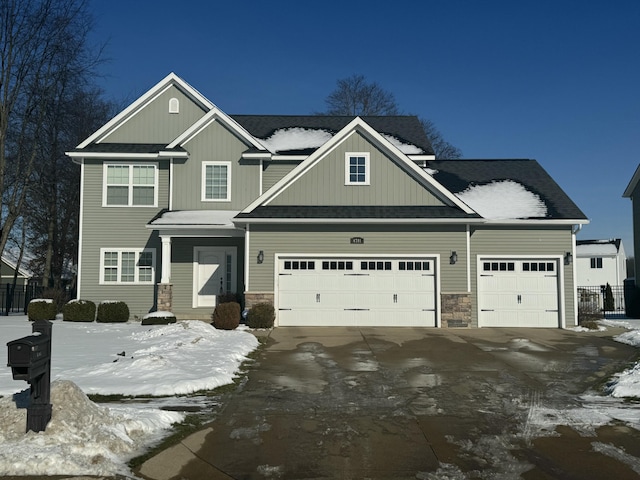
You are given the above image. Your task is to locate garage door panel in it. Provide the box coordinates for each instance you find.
[478,259,560,328]
[278,257,437,327]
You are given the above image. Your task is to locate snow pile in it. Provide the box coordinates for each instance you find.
[576,242,618,256]
[0,380,183,476]
[456,180,547,219]
[261,127,333,152]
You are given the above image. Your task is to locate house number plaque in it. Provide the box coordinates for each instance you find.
[350,237,364,244]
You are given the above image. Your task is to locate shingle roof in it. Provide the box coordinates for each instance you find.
[235,205,479,220]
[430,159,588,220]
[230,115,434,155]
[73,143,186,154]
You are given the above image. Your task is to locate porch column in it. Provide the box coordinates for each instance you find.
[161,235,172,283]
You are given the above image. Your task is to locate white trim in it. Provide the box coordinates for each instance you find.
[273,253,440,328]
[244,225,251,291]
[623,163,640,198]
[201,161,232,202]
[344,152,370,185]
[160,236,172,283]
[169,159,174,211]
[102,162,159,207]
[77,162,85,297]
[99,248,156,285]
[476,254,565,328]
[77,73,214,149]
[67,152,162,159]
[259,159,263,195]
[466,224,471,292]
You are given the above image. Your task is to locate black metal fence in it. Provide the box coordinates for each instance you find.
[0,283,44,315]
[577,284,625,316]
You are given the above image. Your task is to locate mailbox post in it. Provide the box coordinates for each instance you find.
[7,319,53,432]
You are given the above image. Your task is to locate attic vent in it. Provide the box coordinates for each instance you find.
[169,97,179,114]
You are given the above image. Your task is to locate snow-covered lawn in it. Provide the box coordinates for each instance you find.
[0,314,259,476]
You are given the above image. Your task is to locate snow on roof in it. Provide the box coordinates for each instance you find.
[381,134,424,154]
[576,243,619,256]
[456,180,547,220]
[260,127,333,153]
[150,210,240,226]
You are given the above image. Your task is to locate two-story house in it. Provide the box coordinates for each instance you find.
[66,73,588,328]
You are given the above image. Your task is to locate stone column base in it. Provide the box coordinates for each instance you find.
[157,283,173,312]
[441,292,472,328]
[244,292,274,310]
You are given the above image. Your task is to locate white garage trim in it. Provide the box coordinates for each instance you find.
[477,255,565,328]
[274,253,441,327]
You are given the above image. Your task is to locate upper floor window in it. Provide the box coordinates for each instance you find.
[202,161,231,201]
[345,152,370,185]
[590,257,603,269]
[100,248,155,284]
[103,163,157,207]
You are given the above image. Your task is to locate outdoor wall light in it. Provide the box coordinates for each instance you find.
[450,251,457,265]
[564,251,572,265]
[257,250,264,264]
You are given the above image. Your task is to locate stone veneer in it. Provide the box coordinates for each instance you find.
[157,283,173,312]
[440,292,472,328]
[244,292,275,309]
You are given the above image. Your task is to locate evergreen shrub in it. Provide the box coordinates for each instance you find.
[212,302,241,330]
[63,299,96,322]
[96,301,130,323]
[27,299,57,321]
[247,302,275,329]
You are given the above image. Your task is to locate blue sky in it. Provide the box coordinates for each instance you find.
[89,0,640,255]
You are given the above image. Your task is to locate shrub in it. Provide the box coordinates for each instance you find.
[96,301,130,323]
[63,299,96,322]
[27,299,57,321]
[142,311,177,325]
[41,288,70,313]
[212,302,241,330]
[247,302,275,329]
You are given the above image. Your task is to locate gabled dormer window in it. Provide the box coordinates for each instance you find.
[345,152,370,185]
[202,161,231,201]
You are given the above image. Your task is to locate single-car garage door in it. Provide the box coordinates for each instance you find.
[277,257,437,326]
[478,258,560,327]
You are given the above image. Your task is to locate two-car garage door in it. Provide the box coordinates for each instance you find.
[277,257,437,327]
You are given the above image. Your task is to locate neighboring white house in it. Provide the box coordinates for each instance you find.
[576,239,627,287]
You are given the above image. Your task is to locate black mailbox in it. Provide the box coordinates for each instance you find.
[7,334,50,381]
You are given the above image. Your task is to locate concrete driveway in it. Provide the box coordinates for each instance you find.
[138,326,640,479]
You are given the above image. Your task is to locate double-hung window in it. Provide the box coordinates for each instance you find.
[100,248,155,284]
[202,161,231,201]
[104,163,157,207]
[345,152,370,185]
[590,257,603,269]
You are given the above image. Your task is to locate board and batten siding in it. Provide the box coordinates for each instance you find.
[469,226,576,327]
[172,120,260,210]
[169,237,245,317]
[269,132,445,207]
[101,85,208,144]
[247,224,467,293]
[79,159,169,318]
[262,161,298,192]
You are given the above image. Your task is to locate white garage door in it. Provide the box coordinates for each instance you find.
[478,259,560,327]
[277,257,437,327]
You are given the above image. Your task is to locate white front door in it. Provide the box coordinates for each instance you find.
[193,247,236,308]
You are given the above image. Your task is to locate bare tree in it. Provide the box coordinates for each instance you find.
[321,74,462,158]
[0,0,98,260]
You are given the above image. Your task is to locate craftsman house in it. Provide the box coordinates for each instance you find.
[66,73,588,327]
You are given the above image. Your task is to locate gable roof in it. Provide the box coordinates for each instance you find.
[430,159,588,221]
[623,164,640,198]
[576,238,623,256]
[75,73,214,149]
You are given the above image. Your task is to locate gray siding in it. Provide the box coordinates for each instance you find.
[269,132,445,207]
[169,237,245,318]
[173,120,260,210]
[102,85,207,144]
[247,224,467,293]
[469,226,576,327]
[632,183,640,279]
[262,161,298,192]
[78,159,169,318]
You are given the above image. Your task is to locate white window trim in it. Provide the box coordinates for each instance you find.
[202,161,232,202]
[102,162,158,207]
[345,152,370,185]
[169,97,179,114]
[99,248,156,285]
